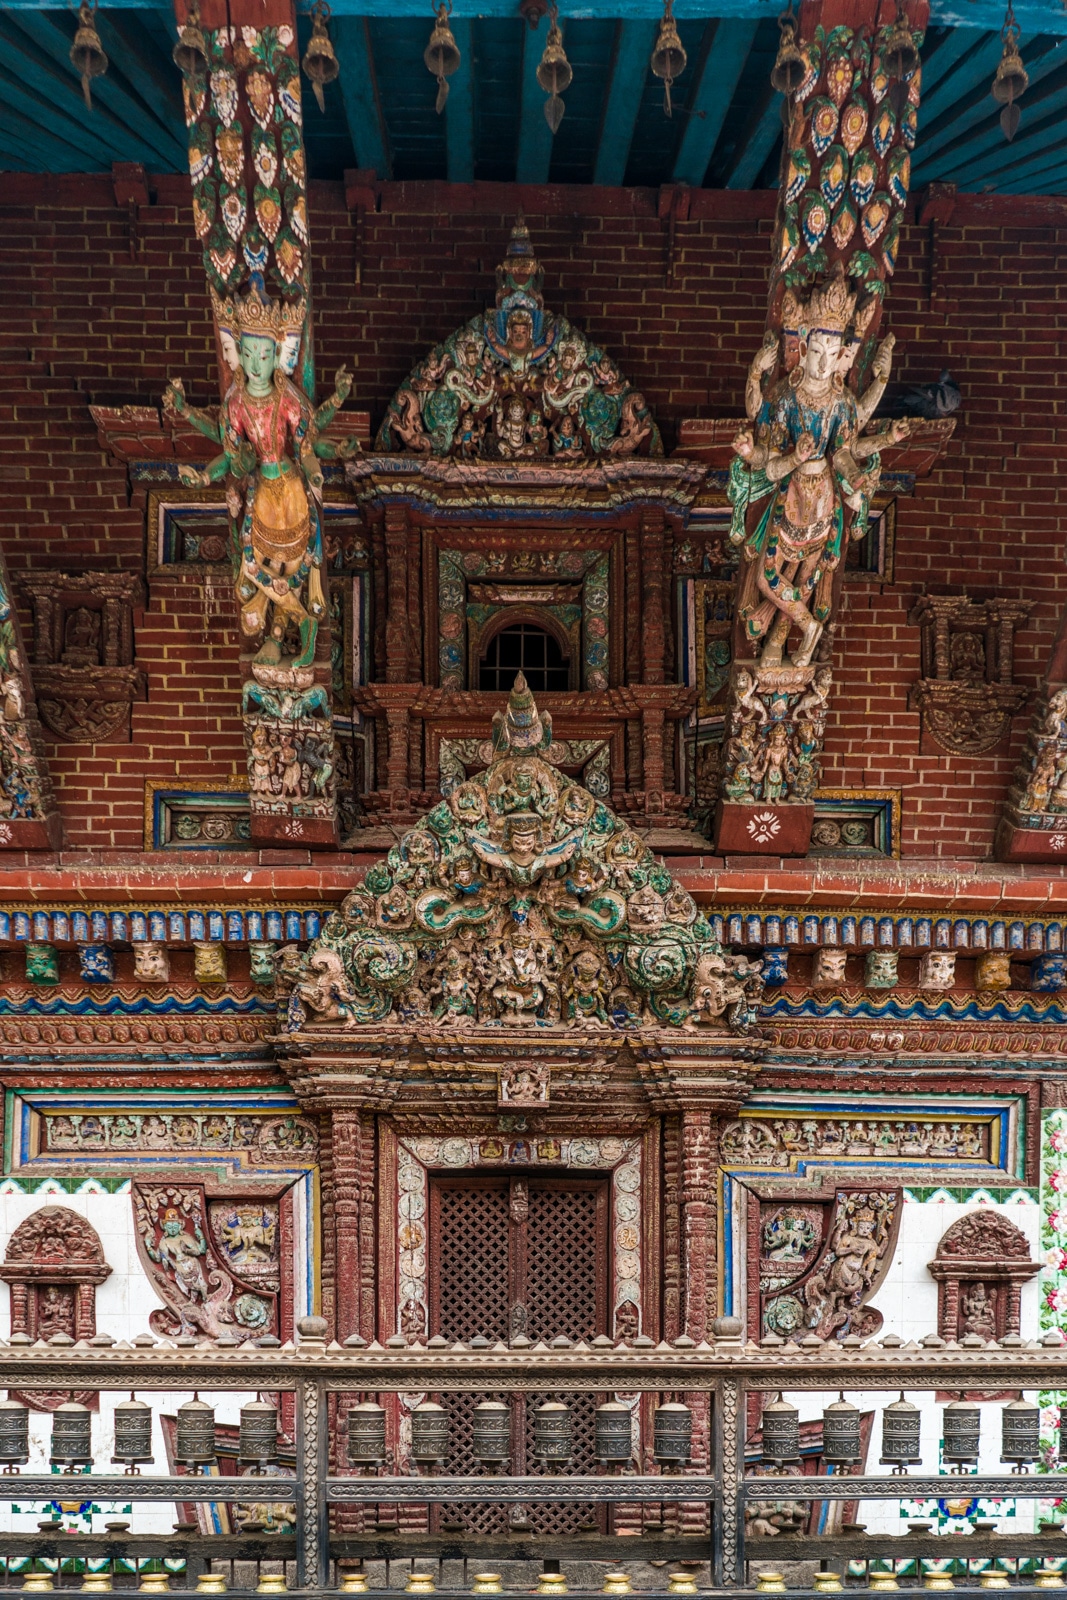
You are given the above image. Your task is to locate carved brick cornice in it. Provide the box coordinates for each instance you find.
[346,454,706,517]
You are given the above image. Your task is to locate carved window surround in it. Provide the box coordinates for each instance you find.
[908,594,1032,756]
[927,1210,1038,1340]
[0,1205,111,1341]
[390,1131,644,1343]
[20,572,146,743]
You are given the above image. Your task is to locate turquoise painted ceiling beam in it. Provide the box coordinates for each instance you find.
[672,18,758,186]
[333,15,392,177]
[6,8,185,167]
[517,15,562,184]
[6,0,1067,37]
[917,24,989,96]
[932,77,1067,185]
[592,19,656,187]
[915,38,1067,178]
[446,18,475,182]
[724,84,782,189]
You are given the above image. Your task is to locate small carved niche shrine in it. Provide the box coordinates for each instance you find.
[908,594,1031,757]
[346,221,706,834]
[927,1210,1038,1341]
[0,1205,111,1339]
[19,573,146,744]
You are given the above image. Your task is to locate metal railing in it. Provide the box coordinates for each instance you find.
[0,1330,1062,1595]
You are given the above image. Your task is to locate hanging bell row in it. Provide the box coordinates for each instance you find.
[650,0,687,117]
[70,0,109,111]
[172,0,208,83]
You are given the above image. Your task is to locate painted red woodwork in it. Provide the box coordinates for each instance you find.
[715,802,815,858]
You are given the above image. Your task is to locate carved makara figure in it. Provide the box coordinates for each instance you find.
[280,674,763,1034]
[164,283,356,671]
[730,264,910,670]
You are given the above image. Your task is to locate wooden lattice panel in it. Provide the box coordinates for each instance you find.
[432,1180,512,1342]
[526,1184,604,1342]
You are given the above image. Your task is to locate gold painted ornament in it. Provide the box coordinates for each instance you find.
[70,0,108,110]
[650,0,686,117]
[537,5,572,133]
[302,2,339,115]
[424,1,461,115]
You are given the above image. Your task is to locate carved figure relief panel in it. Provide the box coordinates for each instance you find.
[927,1209,1038,1340]
[19,572,146,743]
[133,1183,279,1340]
[0,1205,111,1341]
[908,595,1032,756]
[760,1187,901,1340]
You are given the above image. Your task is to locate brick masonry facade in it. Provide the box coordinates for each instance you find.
[0,172,1063,860]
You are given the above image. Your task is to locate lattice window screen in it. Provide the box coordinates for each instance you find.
[435,1182,511,1342]
[526,1185,601,1342]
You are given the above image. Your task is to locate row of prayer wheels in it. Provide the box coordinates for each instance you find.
[347,1400,693,1467]
[18,1573,701,1596]
[761,1393,1042,1470]
[756,1572,1065,1594]
[0,1397,281,1471]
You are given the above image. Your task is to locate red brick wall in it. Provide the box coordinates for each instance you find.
[0,172,1061,858]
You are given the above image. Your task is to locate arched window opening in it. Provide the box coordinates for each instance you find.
[479,623,570,693]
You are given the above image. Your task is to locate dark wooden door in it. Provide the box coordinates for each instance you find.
[428,1173,610,1532]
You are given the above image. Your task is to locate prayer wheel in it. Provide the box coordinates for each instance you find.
[533,1401,572,1464]
[176,1399,216,1465]
[410,1400,449,1464]
[50,1401,92,1467]
[112,1398,153,1469]
[471,1400,510,1467]
[942,1399,980,1468]
[595,1401,632,1463]
[822,1395,862,1465]
[346,1402,386,1467]
[0,1399,29,1471]
[880,1393,921,1470]
[239,1401,278,1466]
[1001,1398,1040,1467]
[761,1395,800,1464]
[653,1402,692,1464]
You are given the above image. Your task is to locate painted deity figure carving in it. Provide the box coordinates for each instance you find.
[163,284,355,671]
[730,265,911,670]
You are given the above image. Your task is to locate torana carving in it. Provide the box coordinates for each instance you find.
[908,595,1031,756]
[277,675,762,1034]
[133,1183,276,1339]
[762,1187,900,1340]
[0,1205,111,1345]
[928,1209,1038,1340]
[19,572,146,744]
[375,220,661,460]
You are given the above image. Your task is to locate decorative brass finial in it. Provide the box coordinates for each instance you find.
[992,0,1027,141]
[536,3,572,132]
[651,0,686,116]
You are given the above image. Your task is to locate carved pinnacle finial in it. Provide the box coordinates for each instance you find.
[490,670,554,759]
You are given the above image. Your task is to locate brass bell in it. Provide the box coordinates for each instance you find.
[650,0,686,117]
[405,1577,435,1597]
[255,1581,287,1596]
[471,1580,503,1596]
[922,1579,956,1593]
[302,2,339,115]
[603,1578,633,1596]
[424,2,461,115]
[882,3,920,83]
[536,7,572,134]
[979,1572,1011,1592]
[812,1578,843,1594]
[868,1576,900,1594]
[770,10,806,97]
[1034,1567,1066,1591]
[173,0,208,83]
[755,1577,786,1596]
[338,1579,368,1596]
[81,1581,114,1595]
[666,1578,697,1598]
[194,1582,227,1596]
[70,0,108,111]
[992,3,1027,142]
[21,1580,54,1595]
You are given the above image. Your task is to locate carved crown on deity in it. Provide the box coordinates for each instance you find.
[782,262,879,345]
[210,279,306,376]
[277,675,763,1035]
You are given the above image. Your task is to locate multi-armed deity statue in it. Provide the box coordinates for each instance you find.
[718,264,909,835]
[164,282,358,838]
[275,675,762,1035]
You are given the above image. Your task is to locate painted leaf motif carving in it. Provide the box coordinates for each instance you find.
[831,196,857,250]
[245,68,276,130]
[887,147,910,208]
[819,145,848,209]
[882,212,902,275]
[778,211,801,270]
[861,193,891,247]
[850,149,878,207]
[826,51,853,106]
[840,97,868,156]
[209,68,239,127]
[254,183,282,242]
[795,38,822,101]
[901,102,918,149]
[785,148,811,205]
[809,97,839,158]
[872,101,896,158]
[802,192,831,252]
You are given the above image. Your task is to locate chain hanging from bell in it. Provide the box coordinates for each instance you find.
[302,1,339,114]
[991,0,1028,142]
[425,0,461,115]
[650,0,686,117]
[173,0,208,82]
[70,0,108,111]
[537,3,572,134]
[770,7,805,98]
